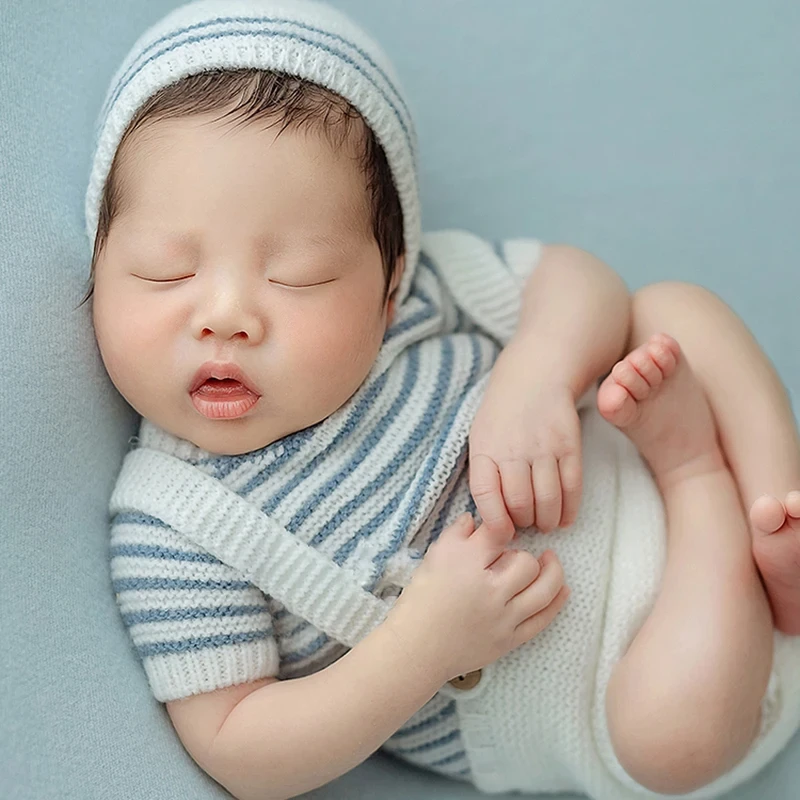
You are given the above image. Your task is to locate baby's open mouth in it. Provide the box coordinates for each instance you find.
[190,379,260,419]
[195,377,248,395]
[189,363,261,419]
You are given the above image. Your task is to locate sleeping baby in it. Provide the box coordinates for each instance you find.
[83,2,800,799]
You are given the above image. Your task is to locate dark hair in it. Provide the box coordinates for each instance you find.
[79,68,405,306]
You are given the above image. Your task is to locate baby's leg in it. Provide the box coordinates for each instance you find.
[620,282,800,634]
[597,334,774,794]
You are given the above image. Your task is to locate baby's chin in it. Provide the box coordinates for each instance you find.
[182,419,291,457]
[138,406,290,457]
[180,407,344,457]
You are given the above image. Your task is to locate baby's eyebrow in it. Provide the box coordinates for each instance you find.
[305,214,375,247]
[304,230,351,249]
[265,228,366,254]
[155,231,198,255]
[119,226,198,257]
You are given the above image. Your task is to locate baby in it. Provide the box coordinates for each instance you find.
[84,2,800,799]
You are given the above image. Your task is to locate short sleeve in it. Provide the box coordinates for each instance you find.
[110,510,280,702]
[420,229,543,346]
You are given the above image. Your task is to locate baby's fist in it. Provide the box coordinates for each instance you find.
[469,382,583,537]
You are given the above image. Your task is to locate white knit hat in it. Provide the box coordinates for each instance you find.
[85,0,420,304]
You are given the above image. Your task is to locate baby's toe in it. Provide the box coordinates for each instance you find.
[611,358,650,401]
[749,494,786,535]
[628,347,664,389]
[597,377,638,427]
[784,491,800,530]
[648,333,681,378]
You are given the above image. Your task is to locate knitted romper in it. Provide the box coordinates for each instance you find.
[109,231,800,798]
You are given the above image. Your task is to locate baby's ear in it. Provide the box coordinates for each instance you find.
[385,254,406,326]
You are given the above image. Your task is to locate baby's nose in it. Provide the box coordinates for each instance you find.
[192,285,266,344]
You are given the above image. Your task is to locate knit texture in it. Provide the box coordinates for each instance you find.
[84,0,422,306]
[108,229,800,796]
[110,230,541,781]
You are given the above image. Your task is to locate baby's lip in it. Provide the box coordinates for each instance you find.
[189,362,261,395]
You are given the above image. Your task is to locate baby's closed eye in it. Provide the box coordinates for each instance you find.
[132,272,194,283]
[268,277,338,288]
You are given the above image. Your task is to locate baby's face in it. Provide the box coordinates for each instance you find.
[92,113,399,455]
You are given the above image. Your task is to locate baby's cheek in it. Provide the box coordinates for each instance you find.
[299,313,382,386]
[109,308,164,360]
[95,302,168,388]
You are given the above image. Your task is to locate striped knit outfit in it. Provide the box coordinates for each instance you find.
[110,232,800,797]
[110,231,542,782]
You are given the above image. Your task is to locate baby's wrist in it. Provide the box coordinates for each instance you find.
[495,340,578,398]
[381,604,454,686]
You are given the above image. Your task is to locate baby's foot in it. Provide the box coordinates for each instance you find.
[750,493,800,635]
[597,333,725,487]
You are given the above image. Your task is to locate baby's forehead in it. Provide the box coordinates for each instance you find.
[109,111,374,240]
[117,106,367,180]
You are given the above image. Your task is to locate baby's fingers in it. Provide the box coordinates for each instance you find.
[558,453,583,528]
[507,549,564,618]
[470,454,515,541]
[499,459,535,529]
[512,585,570,649]
[489,548,541,598]
[532,455,562,533]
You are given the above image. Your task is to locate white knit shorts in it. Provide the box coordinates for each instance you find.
[438,406,800,798]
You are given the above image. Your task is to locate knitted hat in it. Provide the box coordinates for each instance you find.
[84,0,420,304]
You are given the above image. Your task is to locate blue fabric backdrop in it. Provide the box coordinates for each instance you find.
[2,1,798,798]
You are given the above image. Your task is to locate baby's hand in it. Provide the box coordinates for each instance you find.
[469,358,583,538]
[387,514,569,680]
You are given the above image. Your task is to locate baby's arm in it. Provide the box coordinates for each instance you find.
[168,618,448,800]
[506,244,631,399]
[468,245,631,535]
[166,514,568,800]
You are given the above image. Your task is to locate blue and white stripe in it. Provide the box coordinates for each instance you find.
[110,232,539,783]
[98,13,415,160]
